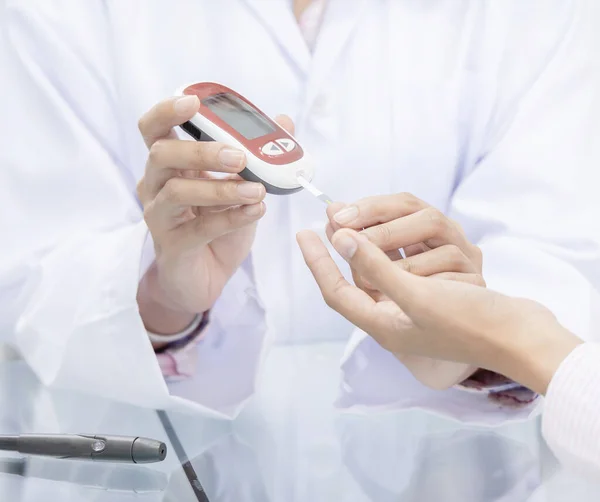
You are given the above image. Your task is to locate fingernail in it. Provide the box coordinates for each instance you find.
[334,206,359,225]
[334,233,358,261]
[238,182,263,199]
[174,95,199,116]
[219,148,245,170]
[242,203,263,216]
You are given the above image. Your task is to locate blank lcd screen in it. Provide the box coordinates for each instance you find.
[202,93,276,140]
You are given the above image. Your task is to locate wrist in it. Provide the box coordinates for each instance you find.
[496,326,583,395]
[137,263,198,337]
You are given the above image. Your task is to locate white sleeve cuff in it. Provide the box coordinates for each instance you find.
[542,342,600,475]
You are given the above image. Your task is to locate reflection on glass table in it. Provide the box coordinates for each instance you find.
[2,342,600,501]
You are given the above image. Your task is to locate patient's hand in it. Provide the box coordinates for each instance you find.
[323,193,485,389]
[298,228,580,395]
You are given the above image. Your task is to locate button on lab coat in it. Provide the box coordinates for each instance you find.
[1,0,600,421]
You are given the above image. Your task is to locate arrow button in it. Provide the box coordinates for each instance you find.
[261,142,284,156]
[276,138,297,152]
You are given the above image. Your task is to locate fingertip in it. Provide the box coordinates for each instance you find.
[252,182,267,200]
[296,229,314,245]
[218,146,247,173]
[326,202,346,219]
[274,114,295,135]
[325,203,345,232]
[297,230,329,262]
[298,229,324,246]
[331,228,361,261]
[333,228,370,247]
[174,95,200,118]
[241,201,266,218]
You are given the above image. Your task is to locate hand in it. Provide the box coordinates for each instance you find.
[326,193,484,290]
[297,228,582,395]
[324,194,484,388]
[136,94,292,335]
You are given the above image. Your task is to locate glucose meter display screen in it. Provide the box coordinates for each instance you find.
[202,93,276,140]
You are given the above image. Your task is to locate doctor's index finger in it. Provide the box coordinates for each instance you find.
[331,229,426,317]
[274,114,295,136]
[138,95,200,148]
[296,230,384,330]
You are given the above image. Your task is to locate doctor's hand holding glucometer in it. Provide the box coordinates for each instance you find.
[136,83,310,343]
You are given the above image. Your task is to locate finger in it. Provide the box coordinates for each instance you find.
[191,203,266,243]
[325,222,335,242]
[147,197,265,241]
[331,229,427,317]
[145,139,247,198]
[160,177,264,207]
[331,193,429,229]
[394,245,478,276]
[138,95,200,148]
[386,249,403,261]
[274,114,295,136]
[361,244,475,290]
[351,266,369,290]
[147,139,246,174]
[189,174,251,213]
[326,202,348,233]
[361,207,471,253]
[403,243,430,257]
[359,248,401,291]
[431,272,487,287]
[296,231,387,331]
[351,268,388,301]
[326,202,346,220]
[146,178,265,231]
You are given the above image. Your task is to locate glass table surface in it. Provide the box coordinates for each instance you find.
[1,342,599,502]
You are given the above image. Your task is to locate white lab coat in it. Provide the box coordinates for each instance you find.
[1,0,600,421]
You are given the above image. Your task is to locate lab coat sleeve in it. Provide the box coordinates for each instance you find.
[543,343,600,477]
[0,1,266,415]
[337,0,600,424]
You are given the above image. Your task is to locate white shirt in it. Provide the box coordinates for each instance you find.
[1,0,600,424]
[543,343,600,476]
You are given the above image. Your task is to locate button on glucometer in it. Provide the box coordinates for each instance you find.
[261,142,284,156]
[276,138,296,152]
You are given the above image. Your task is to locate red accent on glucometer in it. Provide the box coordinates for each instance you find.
[183,83,304,166]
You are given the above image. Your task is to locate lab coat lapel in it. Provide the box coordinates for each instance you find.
[305,0,368,105]
[385,0,468,206]
[240,0,311,76]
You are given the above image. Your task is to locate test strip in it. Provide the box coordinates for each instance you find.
[297,175,333,205]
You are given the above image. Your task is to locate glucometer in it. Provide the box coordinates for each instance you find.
[175,82,330,200]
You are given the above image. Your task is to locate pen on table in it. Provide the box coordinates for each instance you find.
[0,434,167,463]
